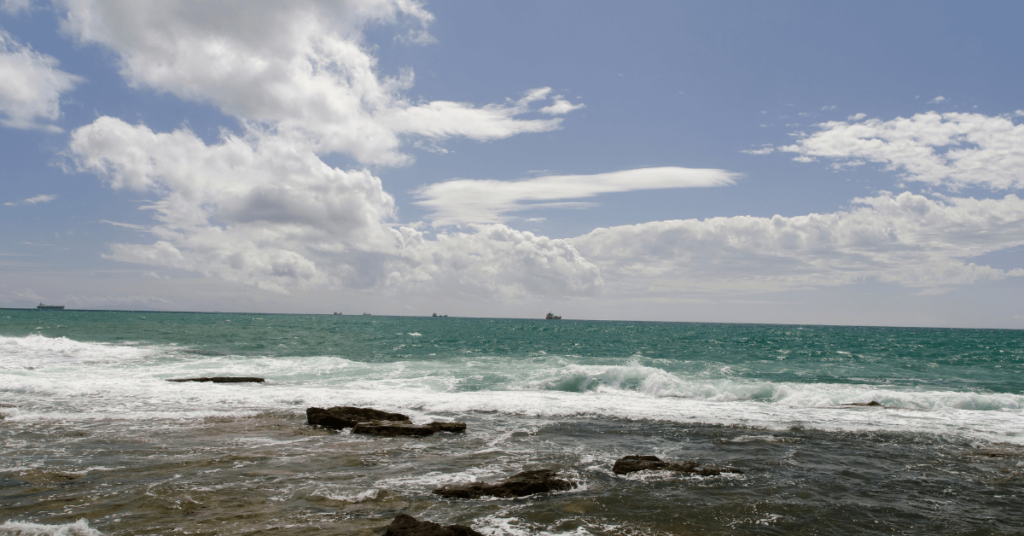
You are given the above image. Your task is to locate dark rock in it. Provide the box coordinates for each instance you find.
[384,514,483,536]
[427,422,467,433]
[844,401,884,407]
[305,406,409,429]
[612,455,742,476]
[167,377,264,383]
[433,469,573,499]
[352,422,435,437]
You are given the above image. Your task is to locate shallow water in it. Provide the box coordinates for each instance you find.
[1,311,1022,534]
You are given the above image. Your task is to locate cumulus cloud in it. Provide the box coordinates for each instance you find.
[69,117,601,297]
[930,96,946,103]
[572,192,1024,295]
[0,30,82,131]
[4,194,56,206]
[57,0,578,165]
[780,112,1024,190]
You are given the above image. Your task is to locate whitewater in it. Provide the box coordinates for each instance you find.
[2,310,1023,534]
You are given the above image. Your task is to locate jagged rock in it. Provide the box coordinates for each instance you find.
[305,406,410,429]
[167,377,264,383]
[384,514,483,536]
[612,455,742,476]
[433,469,573,499]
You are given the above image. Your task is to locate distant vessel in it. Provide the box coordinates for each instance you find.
[333,312,342,315]
[37,303,65,310]
[362,313,372,316]
[545,312,561,320]
[432,312,448,317]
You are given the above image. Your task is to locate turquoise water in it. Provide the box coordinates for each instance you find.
[1,310,1023,534]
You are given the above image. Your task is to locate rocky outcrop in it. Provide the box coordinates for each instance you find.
[612,455,742,476]
[306,406,410,429]
[427,422,467,433]
[306,406,466,437]
[433,469,573,499]
[167,377,264,383]
[383,514,483,536]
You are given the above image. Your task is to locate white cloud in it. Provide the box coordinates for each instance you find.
[539,96,585,115]
[57,0,578,165]
[1,0,31,14]
[4,193,56,206]
[780,111,1024,190]
[0,30,82,131]
[930,96,946,103]
[847,113,866,121]
[69,117,601,297]
[741,146,774,155]
[414,167,737,226]
[821,105,836,111]
[571,192,1024,295]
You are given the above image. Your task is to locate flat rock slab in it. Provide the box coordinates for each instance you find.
[433,469,573,499]
[612,455,742,476]
[352,421,467,437]
[167,377,264,383]
[306,406,410,429]
[384,514,482,536]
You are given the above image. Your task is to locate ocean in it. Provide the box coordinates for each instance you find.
[1,309,1022,535]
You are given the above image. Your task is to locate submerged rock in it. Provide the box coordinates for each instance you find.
[433,469,573,499]
[383,514,483,536]
[167,377,264,383]
[306,406,410,429]
[844,401,884,407]
[612,455,742,476]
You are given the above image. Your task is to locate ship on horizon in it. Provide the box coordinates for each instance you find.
[545,312,561,320]
[37,303,65,310]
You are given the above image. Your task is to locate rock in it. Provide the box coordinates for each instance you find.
[306,406,409,429]
[844,401,884,407]
[167,377,264,383]
[384,514,483,536]
[612,455,742,476]
[352,422,435,437]
[433,469,573,499]
[427,422,467,433]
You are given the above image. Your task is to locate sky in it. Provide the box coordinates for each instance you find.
[2,0,1024,328]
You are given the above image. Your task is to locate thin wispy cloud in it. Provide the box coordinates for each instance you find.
[5,193,56,206]
[414,167,738,226]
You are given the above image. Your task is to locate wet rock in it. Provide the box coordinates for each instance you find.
[612,455,742,476]
[167,377,264,383]
[433,469,573,499]
[352,422,434,437]
[427,422,467,433]
[844,401,884,407]
[350,421,466,437]
[384,514,483,536]
[305,406,410,429]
